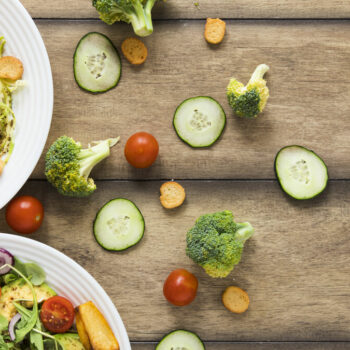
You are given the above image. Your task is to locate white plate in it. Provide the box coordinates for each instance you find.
[0,233,131,349]
[0,0,53,209]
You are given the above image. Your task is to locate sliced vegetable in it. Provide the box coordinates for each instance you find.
[156,330,205,350]
[275,145,328,200]
[5,196,44,234]
[173,96,226,148]
[74,32,121,93]
[78,301,119,350]
[8,313,21,341]
[0,248,14,275]
[94,198,145,251]
[40,296,75,333]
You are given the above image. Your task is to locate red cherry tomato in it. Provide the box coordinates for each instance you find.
[163,268,198,306]
[5,196,44,234]
[40,296,75,333]
[124,132,159,168]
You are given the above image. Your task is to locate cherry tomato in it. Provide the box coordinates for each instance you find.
[163,268,198,306]
[124,132,159,168]
[5,196,44,234]
[40,296,75,333]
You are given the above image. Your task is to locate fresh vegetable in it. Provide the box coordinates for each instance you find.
[40,296,75,333]
[275,145,328,200]
[93,198,145,251]
[227,64,269,118]
[74,32,121,93]
[173,96,226,148]
[160,181,186,209]
[0,278,56,321]
[186,211,254,278]
[0,248,14,275]
[77,301,120,350]
[54,333,85,349]
[222,286,250,314]
[124,132,159,168]
[45,135,119,197]
[92,0,162,37]
[156,329,205,350]
[8,313,21,341]
[5,195,44,234]
[163,269,198,306]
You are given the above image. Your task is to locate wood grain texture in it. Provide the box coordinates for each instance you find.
[1,180,349,341]
[29,20,350,180]
[21,0,350,19]
[132,343,350,350]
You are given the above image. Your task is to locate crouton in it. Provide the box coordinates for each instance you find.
[160,181,186,209]
[222,286,250,314]
[121,37,148,65]
[0,56,23,80]
[204,18,226,44]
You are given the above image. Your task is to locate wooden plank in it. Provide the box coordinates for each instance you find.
[21,0,350,19]
[132,343,350,350]
[29,20,350,180]
[1,180,349,341]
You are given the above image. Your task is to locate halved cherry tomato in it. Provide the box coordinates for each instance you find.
[40,296,75,333]
[124,132,159,168]
[163,268,198,306]
[6,196,44,234]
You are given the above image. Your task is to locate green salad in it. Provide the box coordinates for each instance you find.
[0,248,84,350]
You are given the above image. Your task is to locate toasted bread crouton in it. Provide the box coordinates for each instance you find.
[0,56,23,80]
[160,181,186,209]
[78,301,119,350]
[121,37,148,65]
[75,309,92,350]
[222,286,250,314]
[204,18,226,44]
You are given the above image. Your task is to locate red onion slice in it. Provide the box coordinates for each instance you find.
[9,313,21,341]
[0,248,14,275]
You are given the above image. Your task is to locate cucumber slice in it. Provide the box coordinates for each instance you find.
[173,96,226,148]
[93,198,145,251]
[74,32,121,93]
[156,330,205,350]
[275,145,328,200]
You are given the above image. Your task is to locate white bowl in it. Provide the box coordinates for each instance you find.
[0,233,131,349]
[0,0,53,209]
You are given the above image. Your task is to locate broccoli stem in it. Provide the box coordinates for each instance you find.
[235,222,254,242]
[78,138,119,179]
[128,1,153,37]
[248,64,269,84]
[143,0,158,34]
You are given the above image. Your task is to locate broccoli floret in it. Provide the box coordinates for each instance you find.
[186,211,254,278]
[92,0,161,37]
[227,64,269,118]
[45,136,119,197]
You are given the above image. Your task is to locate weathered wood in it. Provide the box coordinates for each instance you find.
[132,342,350,349]
[1,180,349,341]
[21,0,350,20]
[30,20,350,180]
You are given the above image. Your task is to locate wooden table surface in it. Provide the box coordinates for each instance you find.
[1,0,350,348]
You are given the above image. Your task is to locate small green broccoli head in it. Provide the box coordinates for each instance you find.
[227,64,269,119]
[45,136,119,197]
[186,211,254,278]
